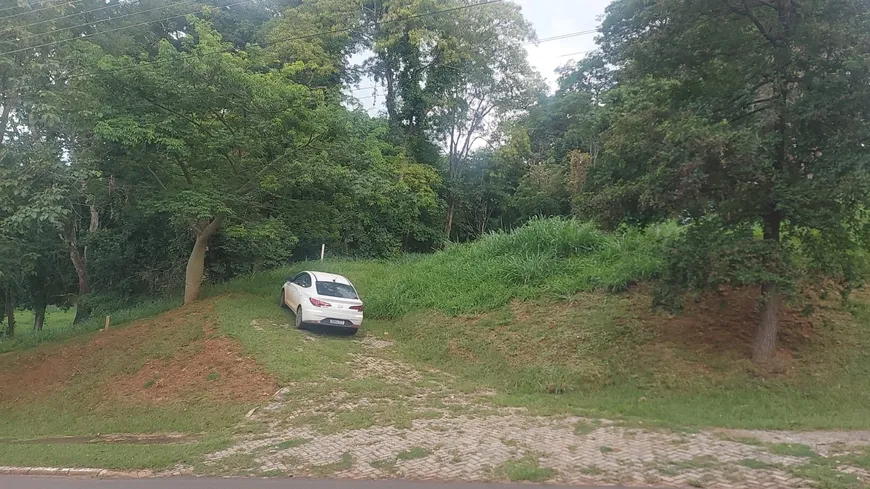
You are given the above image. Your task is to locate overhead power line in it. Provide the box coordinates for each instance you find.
[559,48,595,58]
[350,28,598,93]
[532,29,596,44]
[14,0,200,42]
[36,0,505,81]
[0,0,89,20]
[0,0,259,56]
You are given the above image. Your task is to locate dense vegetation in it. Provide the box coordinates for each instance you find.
[2,0,870,365]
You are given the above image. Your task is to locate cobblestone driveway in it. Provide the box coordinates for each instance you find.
[204,335,870,489]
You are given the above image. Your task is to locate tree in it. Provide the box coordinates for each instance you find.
[84,18,344,303]
[585,0,870,363]
[359,0,544,238]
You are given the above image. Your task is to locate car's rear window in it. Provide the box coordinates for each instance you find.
[316,281,358,299]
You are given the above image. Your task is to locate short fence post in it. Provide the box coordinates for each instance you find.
[320,244,325,262]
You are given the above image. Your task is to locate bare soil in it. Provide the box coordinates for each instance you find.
[0,299,276,406]
[114,332,275,404]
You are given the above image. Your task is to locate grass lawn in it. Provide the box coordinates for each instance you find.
[12,306,77,332]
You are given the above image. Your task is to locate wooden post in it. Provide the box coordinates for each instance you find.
[104,315,110,331]
[320,244,325,262]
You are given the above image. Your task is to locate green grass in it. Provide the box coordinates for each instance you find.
[396,447,430,461]
[13,306,76,332]
[212,295,359,384]
[498,456,557,482]
[789,463,863,489]
[0,311,256,469]
[0,298,179,354]
[739,458,784,470]
[310,452,354,477]
[276,438,309,450]
[206,219,870,431]
[369,458,397,473]
[0,438,229,471]
[768,443,817,458]
[212,218,676,319]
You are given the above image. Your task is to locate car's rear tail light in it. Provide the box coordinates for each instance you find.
[350,305,364,312]
[309,298,332,307]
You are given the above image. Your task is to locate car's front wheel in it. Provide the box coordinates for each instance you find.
[279,289,290,310]
[295,306,304,330]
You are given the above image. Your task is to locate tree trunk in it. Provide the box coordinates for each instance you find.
[444,200,456,240]
[753,282,780,363]
[3,288,14,337]
[33,303,46,332]
[753,211,782,364]
[183,215,224,305]
[70,238,91,324]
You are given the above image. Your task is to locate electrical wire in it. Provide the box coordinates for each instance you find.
[0,0,90,20]
[0,0,258,55]
[39,0,505,82]
[350,28,598,93]
[14,0,198,34]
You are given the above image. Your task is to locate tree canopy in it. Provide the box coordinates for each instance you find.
[2,0,869,365]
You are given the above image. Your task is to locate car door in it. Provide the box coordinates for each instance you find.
[289,272,311,309]
[285,273,301,308]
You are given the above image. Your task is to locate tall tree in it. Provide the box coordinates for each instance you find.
[585,0,870,363]
[360,0,544,238]
[86,19,356,303]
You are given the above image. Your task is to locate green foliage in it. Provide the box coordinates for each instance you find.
[586,0,870,292]
[216,218,674,320]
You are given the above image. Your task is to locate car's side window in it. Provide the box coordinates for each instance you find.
[294,273,312,288]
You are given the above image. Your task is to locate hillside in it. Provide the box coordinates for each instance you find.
[0,219,869,484]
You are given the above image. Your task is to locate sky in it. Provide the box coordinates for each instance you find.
[517,0,612,88]
[350,0,613,113]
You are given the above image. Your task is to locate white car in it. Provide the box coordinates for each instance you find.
[280,271,364,333]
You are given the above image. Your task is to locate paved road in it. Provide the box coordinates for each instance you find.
[2,477,639,489]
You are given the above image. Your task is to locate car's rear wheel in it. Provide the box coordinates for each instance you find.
[279,289,290,310]
[295,306,304,330]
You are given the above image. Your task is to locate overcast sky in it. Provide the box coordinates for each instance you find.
[351,0,613,113]
[517,0,611,88]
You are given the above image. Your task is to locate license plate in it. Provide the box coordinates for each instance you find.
[329,319,345,325]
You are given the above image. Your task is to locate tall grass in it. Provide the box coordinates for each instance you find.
[220,218,679,318]
[2,218,676,352]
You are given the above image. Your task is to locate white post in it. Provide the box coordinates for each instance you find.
[320,244,325,262]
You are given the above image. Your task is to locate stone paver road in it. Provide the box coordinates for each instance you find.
[1,477,645,489]
[204,335,870,489]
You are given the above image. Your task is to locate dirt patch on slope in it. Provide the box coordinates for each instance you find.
[651,287,818,359]
[0,298,275,406]
[0,303,206,404]
[113,331,275,404]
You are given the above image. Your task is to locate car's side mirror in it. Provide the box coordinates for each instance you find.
[285,277,294,283]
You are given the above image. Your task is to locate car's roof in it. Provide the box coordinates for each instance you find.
[305,271,352,285]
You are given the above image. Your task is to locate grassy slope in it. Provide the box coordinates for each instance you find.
[0,218,869,472]
[210,219,870,430]
[0,303,257,470]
